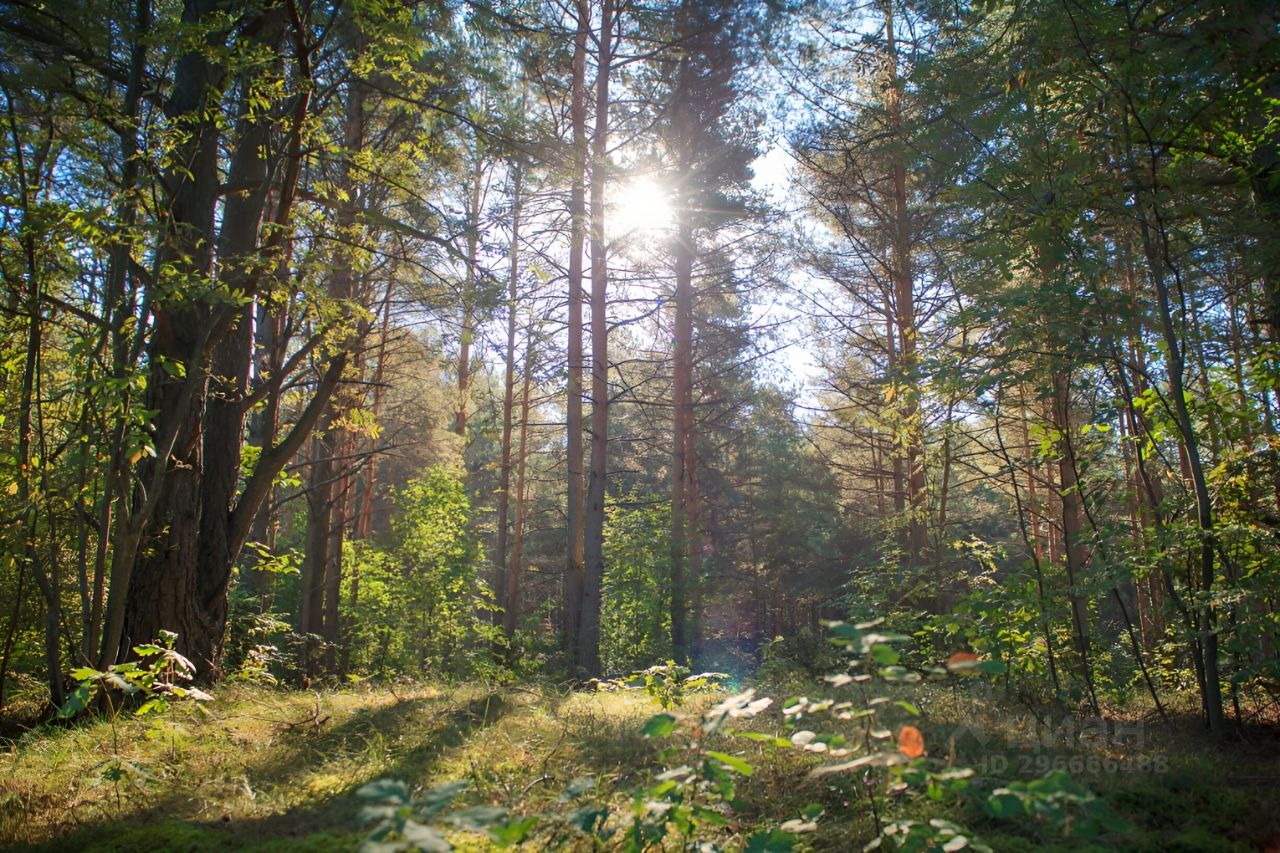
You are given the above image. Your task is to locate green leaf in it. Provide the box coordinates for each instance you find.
[744,829,796,852]
[641,713,678,738]
[489,816,538,846]
[418,780,468,817]
[446,804,507,830]
[56,683,92,719]
[693,804,729,826]
[356,778,410,804]
[870,644,901,665]
[985,790,1025,819]
[400,820,451,852]
[706,751,753,776]
[878,666,921,682]
[739,731,793,747]
[895,700,921,716]
[569,806,609,835]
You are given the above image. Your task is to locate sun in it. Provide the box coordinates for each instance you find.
[608,176,675,239]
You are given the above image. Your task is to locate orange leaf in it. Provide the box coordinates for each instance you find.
[946,651,979,670]
[898,725,925,758]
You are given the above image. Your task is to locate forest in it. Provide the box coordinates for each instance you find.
[0,0,1278,849]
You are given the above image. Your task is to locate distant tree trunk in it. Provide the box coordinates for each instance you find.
[86,0,149,663]
[670,142,695,665]
[300,431,333,671]
[244,295,289,612]
[1135,195,1225,737]
[14,239,63,707]
[934,398,955,599]
[883,0,926,565]
[300,55,366,676]
[356,285,394,542]
[564,0,590,659]
[579,0,615,678]
[995,390,1061,696]
[455,152,485,437]
[503,320,535,641]
[1052,371,1101,715]
[496,167,523,632]
[883,306,906,549]
[1018,403,1046,566]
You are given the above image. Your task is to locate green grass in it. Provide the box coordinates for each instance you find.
[1,680,1278,851]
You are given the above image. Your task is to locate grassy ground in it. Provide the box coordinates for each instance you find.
[1,679,1278,851]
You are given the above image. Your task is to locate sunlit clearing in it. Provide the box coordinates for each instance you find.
[609,176,674,239]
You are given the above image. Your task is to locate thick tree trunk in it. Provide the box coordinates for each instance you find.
[117,0,231,673]
[117,0,331,679]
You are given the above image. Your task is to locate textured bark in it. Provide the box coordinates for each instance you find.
[115,0,234,673]
[118,0,337,678]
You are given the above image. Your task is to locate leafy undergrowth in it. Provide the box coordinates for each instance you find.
[1,680,1278,851]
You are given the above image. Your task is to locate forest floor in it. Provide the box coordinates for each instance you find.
[1,679,1279,852]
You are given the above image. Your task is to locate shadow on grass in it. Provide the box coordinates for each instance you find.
[24,691,510,852]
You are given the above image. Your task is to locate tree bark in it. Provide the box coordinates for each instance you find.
[496,167,522,632]
[882,0,926,565]
[564,0,590,659]
[503,319,536,641]
[579,0,615,677]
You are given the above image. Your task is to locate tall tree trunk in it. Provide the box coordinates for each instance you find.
[1052,371,1101,715]
[455,152,485,437]
[883,0,926,565]
[1134,198,1226,736]
[670,158,695,665]
[564,0,590,659]
[112,0,230,672]
[117,0,333,679]
[579,0,615,677]
[503,319,535,641]
[496,167,523,632]
[356,284,394,542]
[300,60,365,676]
